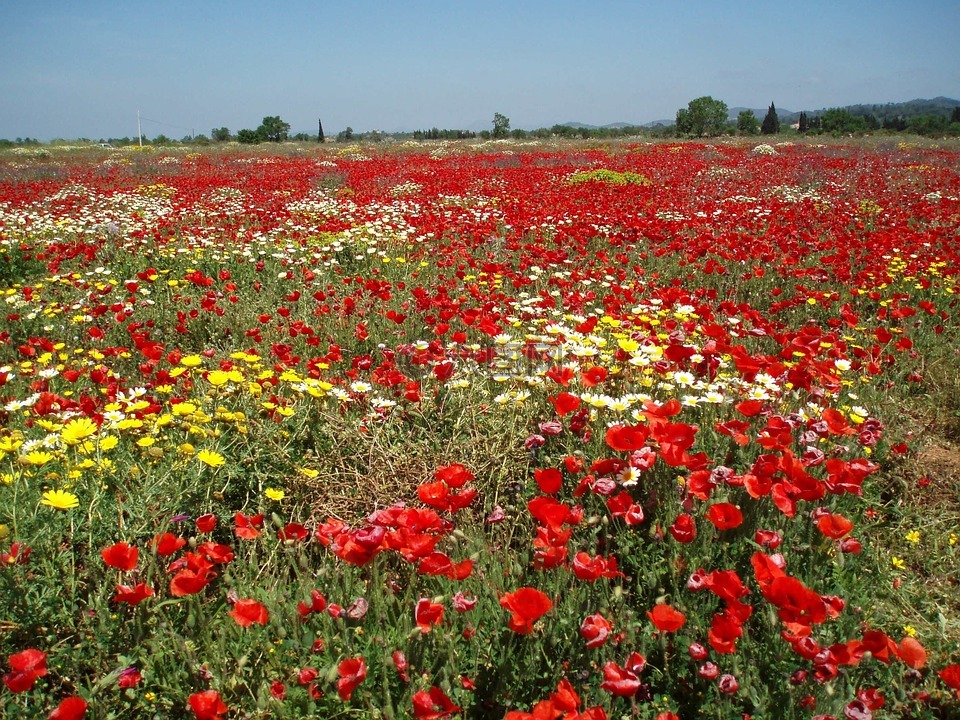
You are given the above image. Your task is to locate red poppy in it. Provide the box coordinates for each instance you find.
[549,391,581,416]
[600,660,642,697]
[275,522,307,542]
[234,512,264,539]
[101,542,139,571]
[939,664,960,695]
[48,696,87,720]
[605,424,649,452]
[534,467,563,494]
[580,613,613,648]
[451,592,477,613]
[898,636,926,669]
[415,598,445,632]
[392,651,410,682]
[297,589,328,617]
[117,667,142,689]
[3,648,47,693]
[434,463,473,488]
[152,532,186,557]
[195,514,217,533]
[815,513,854,539]
[648,604,686,632]
[113,582,155,606]
[500,587,553,634]
[668,513,697,543]
[412,686,461,719]
[337,657,367,700]
[188,689,228,720]
[706,503,743,530]
[229,599,269,627]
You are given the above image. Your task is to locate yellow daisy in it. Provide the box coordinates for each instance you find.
[41,489,80,510]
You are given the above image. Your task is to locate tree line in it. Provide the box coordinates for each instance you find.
[5,102,960,150]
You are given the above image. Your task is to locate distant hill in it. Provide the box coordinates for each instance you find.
[563,97,959,131]
[730,97,959,125]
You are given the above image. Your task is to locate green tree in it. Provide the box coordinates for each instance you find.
[820,108,867,135]
[256,116,290,142]
[236,129,261,144]
[211,127,231,142]
[492,112,510,138]
[798,112,809,133]
[676,96,728,137]
[761,102,780,134]
[737,110,760,135]
[337,127,354,142]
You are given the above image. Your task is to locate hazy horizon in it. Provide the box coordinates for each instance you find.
[2,0,958,141]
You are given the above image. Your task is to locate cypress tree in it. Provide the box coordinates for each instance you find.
[798,112,809,133]
[761,102,780,135]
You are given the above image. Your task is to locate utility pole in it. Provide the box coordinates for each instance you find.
[137,110,142,146]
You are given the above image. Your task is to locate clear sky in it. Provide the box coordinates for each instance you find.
[2,0,958,140]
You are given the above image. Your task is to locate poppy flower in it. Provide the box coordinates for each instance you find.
[152,532,186,557]
[117,667,142,689]
[580,613,613,648]
[113,582,155,606]
[415,598,445,632]
[500,587,553,634]
[3,648,47,693]
[648,604,686,633]
[101,542,139,571]
[706,503,743,530]
[297,589,328,617]
[48,696,87,720]
[816,513,854,539]
[188,689,228,720]
[195,514,217,533]
[534,467,563,494]
[668,513,697,543]
[229,599,269,627]
[412,686,461,719]
[549,391,581,416]
[938,664,960,695]
[600,660,642,697]
[898,636,926,669]
[234,512,264,539]
[337,657,367,700]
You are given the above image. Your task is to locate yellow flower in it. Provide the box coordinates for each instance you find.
[61,417,97,446]
[903,625,917,637]
[905,530,920,544]
[197,449,225,468]
[180,355,203,367]
[41,489,80,510]
[206,370,231,387]
[891,556,906,570]
[298,467,320,479]
[21,450,56,467]
[265,487,285,501]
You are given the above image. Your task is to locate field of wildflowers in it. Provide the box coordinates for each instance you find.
[1,139,959,719]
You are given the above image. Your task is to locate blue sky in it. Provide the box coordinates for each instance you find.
[2,0,958,140]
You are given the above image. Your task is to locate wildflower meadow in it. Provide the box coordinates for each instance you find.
[1,139,959,719]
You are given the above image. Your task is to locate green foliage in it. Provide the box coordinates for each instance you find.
[211,127,231,142]
[337,127,354,142]
[676,96,729,137]
[737,110,760,136]
[236,128,261,144]
[761,102,779,135]
[492,112,511,138]
[257,116,290,143]
[819,108,868,135]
